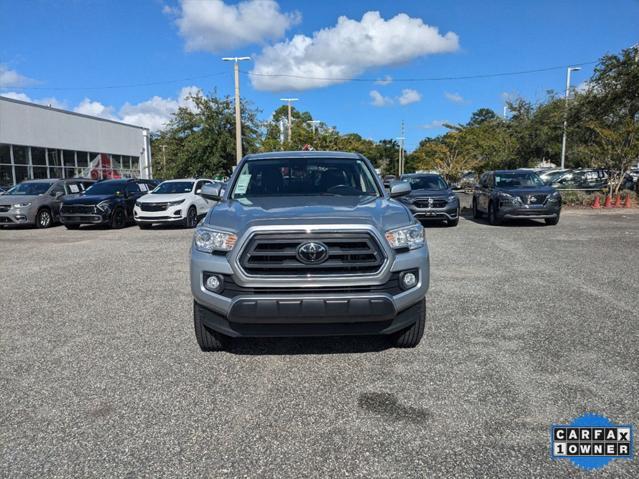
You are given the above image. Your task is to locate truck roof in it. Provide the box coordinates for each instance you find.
[244,151,362,161]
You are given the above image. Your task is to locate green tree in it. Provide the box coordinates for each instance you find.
[151,91,260,179]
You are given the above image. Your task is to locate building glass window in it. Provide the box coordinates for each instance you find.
[15,165,29,183]
[77,151,89,167]
[13,145,28,164]
[62,150,76,167]
[33,167,48,179]
[0,164,13,187]
[31,147,46,166]
[131,155,139,172]
[0,144,12,164]
[64,168,75,179]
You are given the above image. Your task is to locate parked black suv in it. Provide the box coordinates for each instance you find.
[472,170,561,225]
[60,178,158,229]
[398,173,460,226]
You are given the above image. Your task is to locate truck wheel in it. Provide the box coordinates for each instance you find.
[35,208,52,228]
[393,298,426,348]
[110,208,125,229]
[194,301,227,351]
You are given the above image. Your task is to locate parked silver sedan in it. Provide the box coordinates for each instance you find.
[0,178,94,228]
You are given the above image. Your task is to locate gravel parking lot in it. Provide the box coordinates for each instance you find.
[1,210,638,478]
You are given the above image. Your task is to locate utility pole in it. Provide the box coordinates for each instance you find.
[560,66,581,169]
[307,120,321,135]
[222,56,251,164]
[280,98,299,143]
[396,121,405,176]
[161,144,166,172]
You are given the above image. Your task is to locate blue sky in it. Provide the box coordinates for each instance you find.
[1,0,637,151]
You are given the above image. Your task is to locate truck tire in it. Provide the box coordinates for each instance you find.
[393,298,426,348]
[194,301,227,351]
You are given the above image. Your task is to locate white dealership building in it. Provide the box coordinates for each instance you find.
[0,96,152,187]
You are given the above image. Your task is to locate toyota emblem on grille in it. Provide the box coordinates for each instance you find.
[296,241,329,264]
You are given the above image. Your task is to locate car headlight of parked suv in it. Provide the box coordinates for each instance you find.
[168,199,185,206]
[194,226,238,253]
[385,223,424,250]
[547,191,562,203]
[13,202,32,208]
[447,194,457,202]
[97,200,112,212]
[497,192,522,206]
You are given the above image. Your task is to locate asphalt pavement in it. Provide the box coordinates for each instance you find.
[1,210,638,478]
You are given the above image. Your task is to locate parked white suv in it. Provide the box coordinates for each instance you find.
[134,179,217,228]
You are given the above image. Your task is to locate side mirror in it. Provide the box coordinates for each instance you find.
[389,180,411,198]
[201,183,222,201]
[55,191,64,199]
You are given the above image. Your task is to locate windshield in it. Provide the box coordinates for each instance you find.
[231,158,381,199]
[7,182,53,195]
[152,181,194,194]
[84,181,125,195]
[404,175,448,190]
[495,172,544,188]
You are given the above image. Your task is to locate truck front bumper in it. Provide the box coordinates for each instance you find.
[190,242,430,337]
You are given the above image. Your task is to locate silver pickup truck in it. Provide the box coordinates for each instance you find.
[190,151,430,351]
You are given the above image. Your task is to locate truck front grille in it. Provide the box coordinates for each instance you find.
[518,194,548,205]
[61,204,96,214]
[239,232,385,276]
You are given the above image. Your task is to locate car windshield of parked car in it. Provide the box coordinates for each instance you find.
[405,175,448,190]
[84,181,125,195]
[231,158,381,199]
[7,181,53,195]
[152,181,194,194]
[495,172,544,188]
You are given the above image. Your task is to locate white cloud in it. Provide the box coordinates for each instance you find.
[169,0,301,53]
[1,91,66,109]
[420,120,448,129]
[3,86,201,131]
[0,65,37,88]
[375,75,393,86]
[119,86,202,130]
[444,91,464,103]
[251,11,459,91]
[398,88,422,105]
[369,90,393,107]
[74,98,117,119]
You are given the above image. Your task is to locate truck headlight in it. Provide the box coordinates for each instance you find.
[13,202,32,208]
[385,224,424,250]
[97,200,112,212]
[194,226,237,253]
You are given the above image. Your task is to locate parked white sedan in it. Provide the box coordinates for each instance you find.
[134,179,217,228]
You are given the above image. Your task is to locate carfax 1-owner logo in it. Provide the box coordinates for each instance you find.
[551,413,634,470]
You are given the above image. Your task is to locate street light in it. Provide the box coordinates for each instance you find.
[396,136,405,176]
[280,98,299,143]
[306,120,321,135]
[560,66,581,169]
[222,56,251,164]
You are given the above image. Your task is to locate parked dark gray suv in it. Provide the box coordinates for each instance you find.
[398,173,460,226]
[472,170,561,225]
[0,178,94,228]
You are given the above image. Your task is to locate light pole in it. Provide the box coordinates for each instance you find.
[280,98,299,143]
[161,144,166,172]
[560,66,581,169]
[306,120,321,135]
[222,56,251,164]
[396,137,405,176]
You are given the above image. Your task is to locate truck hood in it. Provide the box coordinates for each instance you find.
[206,195,413,233]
